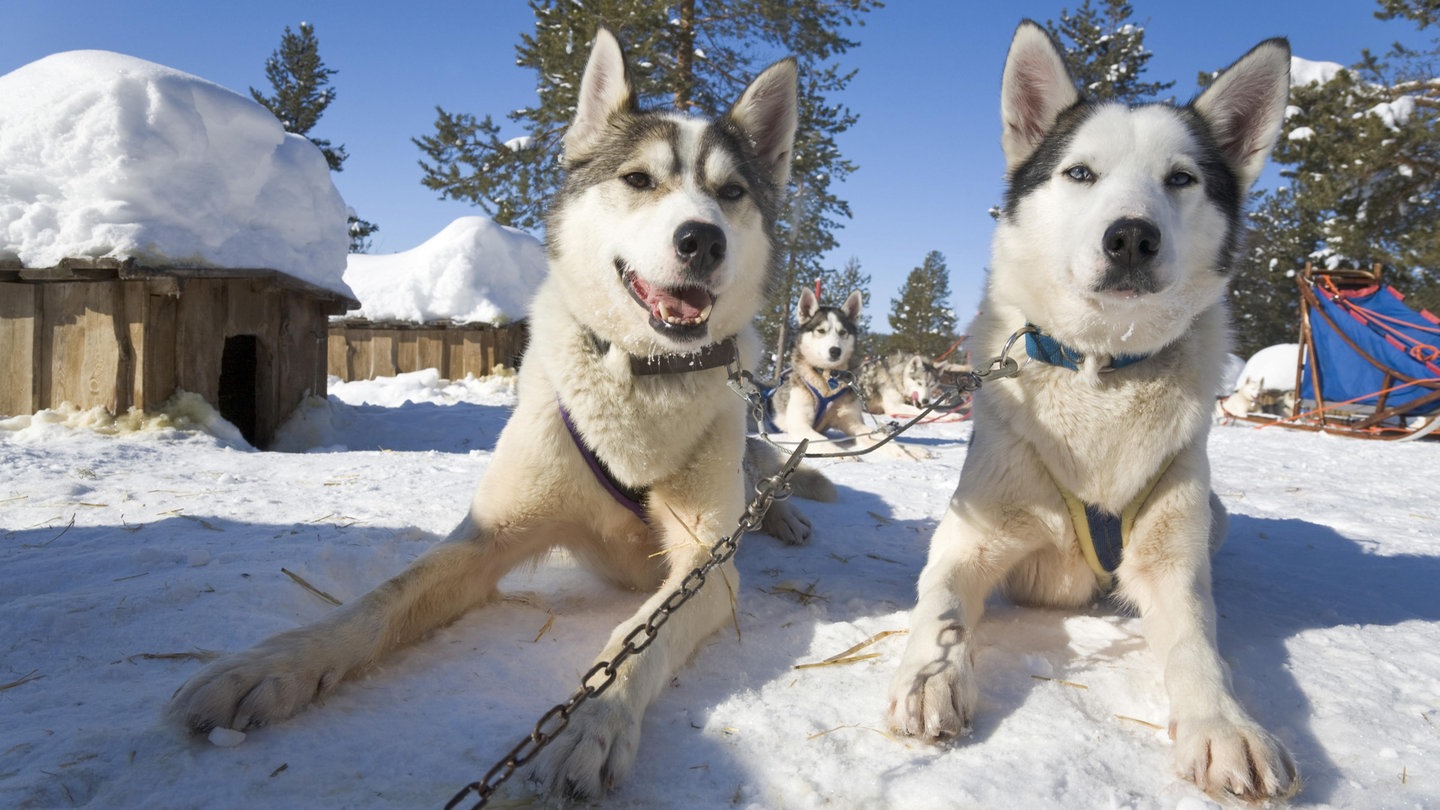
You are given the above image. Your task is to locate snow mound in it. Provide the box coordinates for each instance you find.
[1234,343,1301,393]
[0,50,351,297]
[343,216,545,324]
[0,391,251,449]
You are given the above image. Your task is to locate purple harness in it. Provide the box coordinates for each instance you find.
[557,400,648,522]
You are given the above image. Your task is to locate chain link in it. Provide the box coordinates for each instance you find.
[445,438,809,810]
[448,332,1030,808]
[732,327,1029,459]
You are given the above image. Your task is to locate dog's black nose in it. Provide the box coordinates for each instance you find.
[828,346,842,361]
[674,221,726,277]
[1102,218,1161,270]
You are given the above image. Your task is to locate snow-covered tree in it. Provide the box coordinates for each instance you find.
[1046,0,1173,103]
[1230,2,1440,346]
[251,23,378,253]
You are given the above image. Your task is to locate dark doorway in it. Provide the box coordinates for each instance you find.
[219,335,258,445]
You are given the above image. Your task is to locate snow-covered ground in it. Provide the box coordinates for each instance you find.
[2,374,1437,809]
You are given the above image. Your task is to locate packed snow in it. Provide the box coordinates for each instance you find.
[342,216,545,325]
[2,372,1437,809]
[0,50,351,297]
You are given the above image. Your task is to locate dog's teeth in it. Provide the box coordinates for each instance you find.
[698,303,712,323]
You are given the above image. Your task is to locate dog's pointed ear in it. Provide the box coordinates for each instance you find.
[727,57,799,188]
[1000,20,1081,170]
[797,287,818,322]
[840,290,863,322]
[1193,38,1291,190]
[564,27,637,163]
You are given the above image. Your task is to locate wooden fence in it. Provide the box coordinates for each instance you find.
[327,319,529,382]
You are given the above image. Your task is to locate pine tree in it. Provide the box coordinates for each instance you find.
[1245,3,1440,328]
[1046,0,1174,103]
[413,1,879,366]
[888,251,957,358]
[251,23,378,253]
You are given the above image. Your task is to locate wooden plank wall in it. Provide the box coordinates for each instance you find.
[0,283,38,416]
[1,276,337,449]
[327,321,528,382]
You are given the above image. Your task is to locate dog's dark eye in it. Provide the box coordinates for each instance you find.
[1064,164,1095,183]
[718,183,746,201]
[1167,170,1197,188]
[621,172,655,190]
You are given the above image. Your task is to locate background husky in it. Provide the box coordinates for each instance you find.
[770,288,923,459]
[169,28,804,799]
[858,351,941,416]
[886,21,1298,801]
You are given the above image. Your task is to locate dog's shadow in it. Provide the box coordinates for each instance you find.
[1205,514,1440,801]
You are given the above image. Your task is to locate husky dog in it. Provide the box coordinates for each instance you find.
[769,289,922,459]
[170,29,803,798]
[859,351,941,416]
[886,21,1297,800]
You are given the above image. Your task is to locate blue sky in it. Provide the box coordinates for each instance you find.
[3,2,1430,325]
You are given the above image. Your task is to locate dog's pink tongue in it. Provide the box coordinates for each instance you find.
[634,278,712,322]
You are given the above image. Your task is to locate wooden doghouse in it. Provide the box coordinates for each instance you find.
[0,257,357,448]
[327,318,529,382]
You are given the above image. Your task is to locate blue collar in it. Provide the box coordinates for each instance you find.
[1024,326,1150,372]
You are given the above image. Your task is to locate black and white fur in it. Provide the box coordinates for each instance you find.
[886,21,1297,801]
[169,28,807,799]
[770,288,923,460]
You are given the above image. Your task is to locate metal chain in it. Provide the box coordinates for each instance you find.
[447,330,1031,807]
[445,438,810,810]
[732,326,1030,459]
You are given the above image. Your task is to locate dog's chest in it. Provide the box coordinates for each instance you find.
[1001,365,1205,509]
[552,348,740,488]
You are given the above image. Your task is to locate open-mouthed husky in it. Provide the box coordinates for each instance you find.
[858,351,942,416]
[169,28,811,798]
[769,288,924,460]
[886,21,1298,801]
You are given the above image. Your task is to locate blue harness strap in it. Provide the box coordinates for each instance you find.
[557,399,648,522]
[762,368,848,431]
[1052,454,1176,590]
[801,375,849,428]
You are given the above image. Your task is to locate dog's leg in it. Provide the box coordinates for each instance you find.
[1121,473,1297,800]
[528,437,744,797]
[886,503,1031,740]
[169,475,551,735]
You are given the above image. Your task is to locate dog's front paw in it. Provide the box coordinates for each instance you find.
[885,656,977,741]
[1171,715,1298,801]
[526,696,642,799]
[169,637,345,735]
[762,499,812,545]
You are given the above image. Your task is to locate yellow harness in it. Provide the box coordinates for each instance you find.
[1051,455,1176,591]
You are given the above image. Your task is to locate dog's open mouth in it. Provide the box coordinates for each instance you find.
[617,260,714,339]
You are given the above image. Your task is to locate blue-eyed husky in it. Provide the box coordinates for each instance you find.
[769,288,924,459]
[170,28,813,799]
[886,21,1297,800]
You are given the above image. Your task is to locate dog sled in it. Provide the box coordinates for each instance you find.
[1265,265,1440,440]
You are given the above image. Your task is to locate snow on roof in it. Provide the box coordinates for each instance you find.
[0,50,353,298]
[342,216,545,325]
